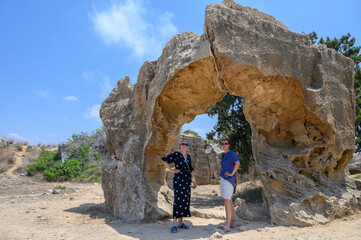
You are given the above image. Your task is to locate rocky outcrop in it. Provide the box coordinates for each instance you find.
[99,0,360,225]
[58,130,106,161]
[0,138,6,148]
[165,134,222,187]
[348,155,361,174]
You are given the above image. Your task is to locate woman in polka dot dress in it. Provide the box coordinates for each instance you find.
[161,141,197,233]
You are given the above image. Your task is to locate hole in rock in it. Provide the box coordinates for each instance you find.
[159,94,267,222]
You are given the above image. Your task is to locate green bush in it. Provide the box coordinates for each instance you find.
[183,129,200,137]
[26,150,60,176]
[26,131,104,182]
[232,187,263,203]
[26,149,102,182]
[353,173,361,179]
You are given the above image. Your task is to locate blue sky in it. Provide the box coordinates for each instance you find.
[1,0,360,145]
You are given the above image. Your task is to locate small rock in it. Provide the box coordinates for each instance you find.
[239,226,247,231]
[66,188,76,193]
[52,189,60,194]
[209,232,223,239]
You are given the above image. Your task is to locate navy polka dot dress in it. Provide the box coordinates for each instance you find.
[162,151,194,219]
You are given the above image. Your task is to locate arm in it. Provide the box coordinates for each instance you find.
[225,161,240,177]
[191,172,197,189]
[162,161,180,174]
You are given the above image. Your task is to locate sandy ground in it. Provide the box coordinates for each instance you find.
[0,174,361,240]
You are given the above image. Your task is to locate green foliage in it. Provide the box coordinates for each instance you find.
[55,185,66,190]
[353,173,361,179]
[206,93,253,174]
[68,129,105,163]
[26,129,105,182]
[183,129,200,137]
[308,31,361,152]
[232,187,263,203]
[26,149,102,182]
[26,150,60,176]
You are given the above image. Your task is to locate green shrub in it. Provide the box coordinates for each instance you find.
[353,173,361,179]
[183,129,200,137]
[26,129,105,182]
[26,149,102,182]
[26,150,59,176]
[232,187,263,203]
[55,185,66,190]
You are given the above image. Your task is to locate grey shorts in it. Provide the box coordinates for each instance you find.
[220,177,234,199]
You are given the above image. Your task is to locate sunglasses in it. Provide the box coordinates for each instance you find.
[220,143,229,145]
[181,143,189,146]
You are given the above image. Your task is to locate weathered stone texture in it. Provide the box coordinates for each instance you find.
[348,155,361,174]
[165,134,222,187]
[100,0,360,226]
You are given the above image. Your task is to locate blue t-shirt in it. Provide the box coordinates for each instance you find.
[220,150,240,187]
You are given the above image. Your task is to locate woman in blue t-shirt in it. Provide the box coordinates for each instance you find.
[219,139,240,233]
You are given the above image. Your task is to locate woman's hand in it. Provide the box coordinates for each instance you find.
[172,169,180,174]
[224,171,233,177]
[192,182,197,189]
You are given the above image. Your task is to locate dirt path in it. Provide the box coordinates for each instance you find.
[0,174,360,240]
[4,145,27,175]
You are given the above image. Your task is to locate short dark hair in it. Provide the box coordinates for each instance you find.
[221,139,230,144]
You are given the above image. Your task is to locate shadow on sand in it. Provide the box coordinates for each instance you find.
[64,201,272,240]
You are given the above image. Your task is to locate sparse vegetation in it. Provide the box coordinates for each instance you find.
[0,148,16,173]
[232,187,263,203]
[183,129,200,137]
[55,185,66,190]
[353,173,361,179]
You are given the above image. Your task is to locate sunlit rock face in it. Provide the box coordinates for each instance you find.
[100,0,360,225]
[165,134,223,188]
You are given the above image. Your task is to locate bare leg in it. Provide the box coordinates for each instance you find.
[223,199,232,231]
[177,217,183,227]
[173,218,178,227]
[230,200,236,227]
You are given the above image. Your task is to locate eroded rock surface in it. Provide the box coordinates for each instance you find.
[100,0,360,225]
[165,134,222,187]
[348,155,361,174]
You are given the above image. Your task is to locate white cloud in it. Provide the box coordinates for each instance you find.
[82,70,96,82]
[85,104,102,122]
[90,0,177,59]
[34,90,49,98]
[63,96,78,101]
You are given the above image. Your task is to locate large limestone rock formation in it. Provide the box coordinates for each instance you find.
[100,0,360,226]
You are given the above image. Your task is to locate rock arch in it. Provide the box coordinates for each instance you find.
[100,0,360,226]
